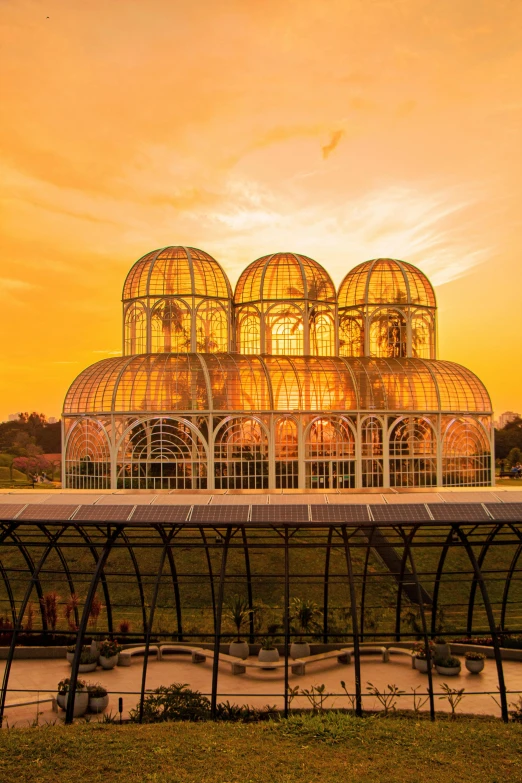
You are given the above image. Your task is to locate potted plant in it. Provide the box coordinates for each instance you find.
[465,651,486,674]
[66,644,76,664]
[289,597,321,659]
[434,655,461,676]
[56,677,89,717]
[98,638,122,669]
[412,641,434,673]
[433,636,451,658]
[258,624,280,664]
[225,595,252,659]
[88,682,109,713]
[77,650,98,673]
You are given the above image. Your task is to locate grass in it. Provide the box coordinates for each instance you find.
[0,714,521,782]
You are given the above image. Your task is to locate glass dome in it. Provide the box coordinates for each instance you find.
[338,258,436,308]
[234,253,337,356]
[122,246,232,356]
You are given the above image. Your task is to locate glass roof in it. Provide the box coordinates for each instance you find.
[123,246,232,301]
[64,355,491,415]
[234,252,336,305]
[338,258,436,308]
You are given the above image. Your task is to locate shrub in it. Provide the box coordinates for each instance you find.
[435,655,461,668]
[129,683,211,723]
[58,677,87,693]
[99,638,122,658]
[88,683,108,698]
[433,636,447,644]
[79,651,98,665]
[118,619,131,634]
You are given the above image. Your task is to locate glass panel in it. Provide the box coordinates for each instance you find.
[151,299,191,353]
[214,417,269,489]
[124,302,147,355]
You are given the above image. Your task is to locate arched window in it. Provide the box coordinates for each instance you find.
[196,301,228,352]
[117,417,207,490]
[237,307,261,354]
[305,417,355,489]
[442,418,491,486]
[339,314,364,357]
[361,416,383,487]
[275,417,298,488]
[214,417,268,489]
[389,417,437,487]
[65,419,111,489]
[265,305,304,355]
[124,303,147,355]
[411,312,435,359]
[151,299,191,353]
[370,309,407,358]
[309,306,335,356]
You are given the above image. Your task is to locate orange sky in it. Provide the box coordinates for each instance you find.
[0,0,521,421]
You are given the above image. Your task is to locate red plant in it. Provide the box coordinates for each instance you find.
[118,619,131,634]
[64,593,80,631]
[24,601,35,633]
[40,591,60,632]
[88,593,103,627]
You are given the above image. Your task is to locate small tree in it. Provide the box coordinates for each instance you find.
[507,447,522,469]
[64,593,80,631]
[289,597,322,642]
[225,595,252,642]
[40,591,60,633]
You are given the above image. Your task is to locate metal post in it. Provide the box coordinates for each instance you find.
[466,525,501,637]
[340,525,362,717]
[200,528,217,630]
[322,527,333,643]
[500,543,522,631]
[430,530,453,636]
[359,526,376,642]
[121,530,148,635]
[284,527,290,717]
[241,527,255,643]
[210,527,232,718]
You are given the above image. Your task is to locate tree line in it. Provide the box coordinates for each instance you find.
[0,412,61,481]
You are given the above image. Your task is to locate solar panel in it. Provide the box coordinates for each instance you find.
[190,505,250,523]
[427,503,490,522]
[18,504,78,521]
[245,505,306,523]
[311,505,371,523]
[485,503,522,522]
[370,504,432,523]
[131,505,191,523]
[0,504,25,521]
[72,505,135,522]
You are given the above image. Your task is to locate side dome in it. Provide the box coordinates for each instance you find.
[122,247,232,356]
[234,252,335,304]
[234,253,337,357]
[338,258,437,360]
[338,258,436,308]
[123,246,232,301]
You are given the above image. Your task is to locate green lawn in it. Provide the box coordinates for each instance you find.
[0,715,521,783]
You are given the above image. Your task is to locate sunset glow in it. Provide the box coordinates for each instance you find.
[1,0,521,420]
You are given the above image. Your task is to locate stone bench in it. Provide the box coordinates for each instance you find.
[118,645,160,666]
[385,646,416,668]
[291,648,353,675]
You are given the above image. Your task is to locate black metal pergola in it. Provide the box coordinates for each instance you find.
[1,500,521,725]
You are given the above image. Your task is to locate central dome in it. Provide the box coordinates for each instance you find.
[234,252,336,305]
[123,246,232,301]
[338,258,436,308]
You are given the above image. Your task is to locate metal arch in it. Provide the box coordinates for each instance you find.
[240,526,255,643]
[283,527,290,718]
[120,529,147,635]
[466,524,503,636]
[0,556,16,626]
[453,525,509,722]
[359,526,376,642]
[0,525,67,727]
[199,528,217,630]
[322,527,333,643]
[74,525,114,636]
[394,527,414,641]
[339,525,362,717]
[210,527,232,718]
[430,529,455,636]
[39,527,80,631]
[138,525,177,723]
[164,536,183,642]
[398,526,435,721]
[7,529,48,633]
[66,525,123,724]
[500,543,522,632]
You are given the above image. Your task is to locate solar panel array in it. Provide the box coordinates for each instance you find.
[18,504,78,521]
[427,503,491,522]
[311,505,371,523]
[131,505,191,523]
[485,503,522,522]
[370,504,432,523]
[0,504,25,521]
[73,505,135,522]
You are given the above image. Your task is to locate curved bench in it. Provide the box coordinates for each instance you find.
[118,645,160,666]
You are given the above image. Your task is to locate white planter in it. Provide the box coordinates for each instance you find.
[465,659,485,674]
[258,648,279,663]
[414,657,430,673]
[66,652,74,664]
[435,664,461,676]
[229,641,249,659]
[290,641,310,660]
[57,689,89,717]
[99,654,119,670]
[78,662,98,673]
[89,694,109,713]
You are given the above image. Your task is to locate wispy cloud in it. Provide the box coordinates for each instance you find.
[322,130,344,159]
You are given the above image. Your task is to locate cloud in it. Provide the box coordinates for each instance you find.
[0,278,34,291]
[92,350,121,355]
[322,130,344,159]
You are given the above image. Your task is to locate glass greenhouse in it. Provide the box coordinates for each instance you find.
[62,248,493,489]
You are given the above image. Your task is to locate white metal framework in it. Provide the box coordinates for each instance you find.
[63,248,493,489]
